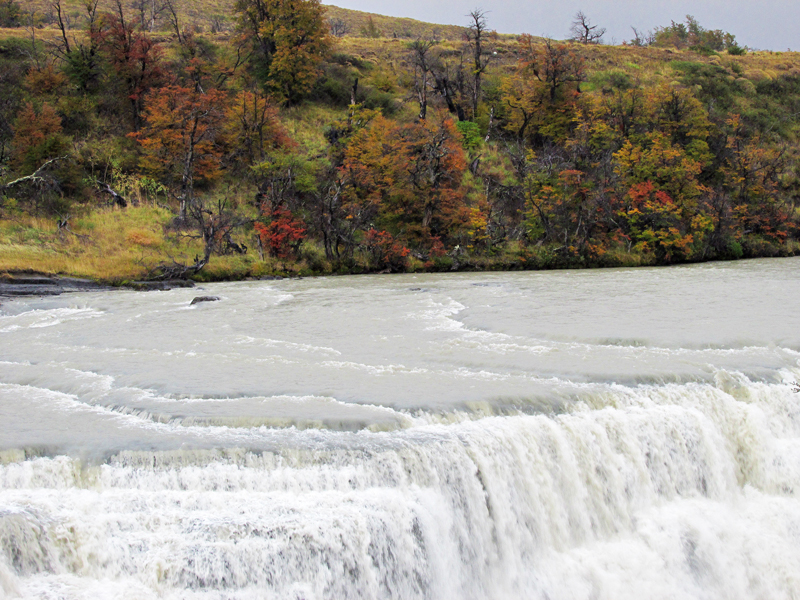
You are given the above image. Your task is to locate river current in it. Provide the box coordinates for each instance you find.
[1,259,799,599]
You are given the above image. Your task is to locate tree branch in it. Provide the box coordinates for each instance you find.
[0,157,68,193]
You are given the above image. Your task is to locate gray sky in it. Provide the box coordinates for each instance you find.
[326,0,799,50]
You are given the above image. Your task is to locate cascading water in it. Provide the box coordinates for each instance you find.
[1,258,799,599]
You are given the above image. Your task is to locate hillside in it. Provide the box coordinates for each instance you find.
[2,2,800,281]
[20,0,470,40]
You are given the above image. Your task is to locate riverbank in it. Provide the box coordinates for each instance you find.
[0,271,202,301]
[3,208,800,289]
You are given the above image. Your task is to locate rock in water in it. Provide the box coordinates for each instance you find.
[190,296,220,305]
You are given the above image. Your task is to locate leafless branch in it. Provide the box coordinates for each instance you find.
[570,11,605,44]
[0,157,68,193]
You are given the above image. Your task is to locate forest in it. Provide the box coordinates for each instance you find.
[1,0,799,281]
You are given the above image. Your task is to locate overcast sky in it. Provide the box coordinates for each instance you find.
[326,0,799,50]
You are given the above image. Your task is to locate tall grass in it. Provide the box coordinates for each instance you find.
[0,207,196,282]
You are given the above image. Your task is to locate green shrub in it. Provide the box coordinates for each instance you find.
[455,121,482,150]
[0,0,21,27]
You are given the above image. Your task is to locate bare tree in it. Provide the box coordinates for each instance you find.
[465,8,491,119]
[209,14,229,33]
[409,39,435,120]
[629,26,654,47]
[431,54,467,122]
[570,11,605,44]
[151,195,249,279]
[24,7,42,69]
[328,17,348,38]
[130,0,167,32]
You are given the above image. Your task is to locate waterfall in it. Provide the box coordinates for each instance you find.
[3,262,800,598]
[2,376,799,599]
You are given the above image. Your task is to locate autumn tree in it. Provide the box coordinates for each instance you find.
[134,85,229,220]
[363,228,411,272]
[523,36,584,104]
[344,113,468,250]
[520,159,610,258]
[225,90,293,177]
[235,0,330,104]
[94,0,165,129]
[649,86,712,163]
[721,115,791,245]
[613,133,704,216]
[10,102,67,173]
[501,36,584,145]
[255,205,306,258]
[616,181,699,262]
[577,83,710,158]
[304,106,382,261]
[6,103,74,213]
[578,85,645,151]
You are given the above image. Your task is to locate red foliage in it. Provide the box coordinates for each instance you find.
[364,229,411,272]
[620,181,695,262]
[429,236,446,257]
[94,11,165,129]
[255,207,306,259]
[627,181,674,209]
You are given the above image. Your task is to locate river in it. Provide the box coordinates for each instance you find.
[1,258,799,599]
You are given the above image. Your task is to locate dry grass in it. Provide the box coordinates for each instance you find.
[336,36,800,95]
[324,6,467,41]
[0,207,328,282]
[0,207,201,282]
[22,1,469,39]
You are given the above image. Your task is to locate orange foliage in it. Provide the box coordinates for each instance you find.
[134,85,229,188]
[23,65,69,95]
[343,113,468,250]
[11,102,64,172]
[619,181,695,261]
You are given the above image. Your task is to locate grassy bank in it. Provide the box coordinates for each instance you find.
[3,206,799,285]
[0,206,288,283]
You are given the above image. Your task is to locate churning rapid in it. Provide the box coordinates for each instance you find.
[1,259,800,600]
